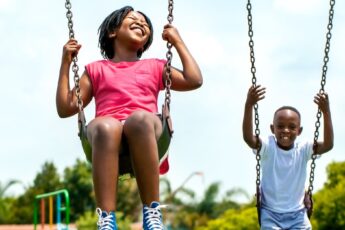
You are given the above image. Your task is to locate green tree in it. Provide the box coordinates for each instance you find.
[0,180,21,199]
[312,161,345,229]
[197,182,221,218]
[160,177,195,205]
[33,162,63,192]
[170,182,218,229]
[12,161,63,223]
[63,159,95,221]
[172,182,248,229]
[0,180,21,223]
[196,207,259,230]
[160,177,196,228]
[214,187,250,218]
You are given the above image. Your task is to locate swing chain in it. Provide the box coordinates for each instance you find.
[165,0,174,107]
[65,0,83,112]
[308,0,335,196]
[247,0,261,189]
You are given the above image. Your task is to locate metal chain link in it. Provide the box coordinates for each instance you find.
[65,0,83,112]
[165,0,174,108]
[308,0,335,196]
[246,0,261,190]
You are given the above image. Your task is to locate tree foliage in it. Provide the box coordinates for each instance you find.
[1,160,345,229]
[169,182,248,229]
[196,207,259,230]
[0,179,20,224]
[311,161,345,230]
[63,159,95,221]
[10,162,63,223]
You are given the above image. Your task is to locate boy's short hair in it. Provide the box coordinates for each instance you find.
[98,6,154,59]
[274,106,301,120]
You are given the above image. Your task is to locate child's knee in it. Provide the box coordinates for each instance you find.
[124,111,154,135]
[88,118,122,143]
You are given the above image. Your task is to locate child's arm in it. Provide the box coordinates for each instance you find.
[313,92,334,154]
[56,39,93,118]
[242,85,266,149]
[161,24,203,91]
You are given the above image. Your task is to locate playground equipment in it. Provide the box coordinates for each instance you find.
[33,189,70,230]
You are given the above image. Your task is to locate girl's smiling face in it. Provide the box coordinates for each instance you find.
[270,109,302,150]
[114,11,151,51]
[123,11,151,37]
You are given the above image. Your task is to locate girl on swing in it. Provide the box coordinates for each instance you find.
[56,6,202,230]
[242,85,334,229]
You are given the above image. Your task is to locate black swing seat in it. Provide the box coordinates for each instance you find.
[256,185,262,226]
[304,191,314,218]
[78,103,173,177]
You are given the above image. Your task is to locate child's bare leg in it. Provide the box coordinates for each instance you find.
[124,111,162,205]
[87,117,123,212]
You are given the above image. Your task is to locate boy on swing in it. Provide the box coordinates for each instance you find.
[242,85,334,229]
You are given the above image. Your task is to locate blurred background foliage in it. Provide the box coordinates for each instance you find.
[1,160,345,229]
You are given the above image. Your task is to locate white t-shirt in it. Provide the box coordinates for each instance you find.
[257,135,314,213]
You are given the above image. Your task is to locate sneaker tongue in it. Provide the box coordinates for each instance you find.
[150,201,160,208]
[101,211,109,218]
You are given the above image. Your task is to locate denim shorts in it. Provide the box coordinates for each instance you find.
[261,207,311,230]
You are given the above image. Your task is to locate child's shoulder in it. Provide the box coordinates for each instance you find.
[140,58,166,64]
[87,59,108,67]
[263,135,276,145]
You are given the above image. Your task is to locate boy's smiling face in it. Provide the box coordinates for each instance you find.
[270,109,303,150]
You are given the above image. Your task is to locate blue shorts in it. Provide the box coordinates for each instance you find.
[261,207,311,230]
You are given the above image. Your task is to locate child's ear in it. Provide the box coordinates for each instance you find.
[270,124,274,133]
[109,31,117,38]
[298,126,303,135]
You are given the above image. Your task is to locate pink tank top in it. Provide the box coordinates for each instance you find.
[86,58,166,121]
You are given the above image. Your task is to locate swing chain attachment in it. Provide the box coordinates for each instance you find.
[165,0,174,108]
[65,0,83,112]
[246,0,261,192]
[307,0,335,198]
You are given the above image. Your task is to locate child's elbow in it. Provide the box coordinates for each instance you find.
[243,135,254,149]
[57,110,68,118]
[190,75,203,89]
[326,137,334,151]
[56,107,71,118]
[327,142,334,152]
[321,142,334,154]
[193,78,203,89]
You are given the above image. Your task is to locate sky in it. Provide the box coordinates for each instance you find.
[1,0,344,203]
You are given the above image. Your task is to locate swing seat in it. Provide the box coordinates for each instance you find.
[304,191,314,218]
[78,103,173,178]
[256,186,262,226]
